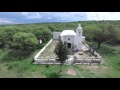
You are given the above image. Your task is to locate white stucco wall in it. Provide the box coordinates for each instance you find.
[61,36,63,42]
[75,36,82,50]
[53,32,61,40]
[82,36,85,43]
[74,26,83,50]
[62,36,74,44]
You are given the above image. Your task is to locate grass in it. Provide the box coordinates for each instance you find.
[0,41,120,78]
[40,40,58,57]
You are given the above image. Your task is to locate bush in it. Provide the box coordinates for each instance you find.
[96,45,119,55]
[7,63,19,70]
[3,44,9,49]
[0,49,3,54]
[46,72,60,78]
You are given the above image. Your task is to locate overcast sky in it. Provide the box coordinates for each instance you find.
[0,12,120,24]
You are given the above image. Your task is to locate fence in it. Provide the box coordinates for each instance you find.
[34,60,61,64]
[33,40,101,65]
[72,58,101,64]
[33,56,101,65]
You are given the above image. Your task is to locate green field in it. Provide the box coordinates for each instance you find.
[0,43,120,78]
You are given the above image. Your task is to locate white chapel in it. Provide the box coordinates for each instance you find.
[53,24,85,50]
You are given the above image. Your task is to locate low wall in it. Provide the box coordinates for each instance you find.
[34,59,62,64]
[73,59,101,64]
[33,40,101,65]
[34,56,101,65]
[34,39,53,60]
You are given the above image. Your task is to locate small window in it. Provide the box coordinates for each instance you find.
[59,36,61,39]
[68,38,70,40]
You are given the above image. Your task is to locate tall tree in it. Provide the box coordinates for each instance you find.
[83,25,97,41]
[92,24,108,48]
[106,24,120,44]
[13,32,38,50]
[47,25,59,32]
[54,40,68,72]
[84,24,108,48]
[33,26,52,42]
[0,30,9,48]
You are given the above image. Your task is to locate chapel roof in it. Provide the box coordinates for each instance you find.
[60,30,76,36]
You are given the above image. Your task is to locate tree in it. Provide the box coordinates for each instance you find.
[47,25,59,32]
[54,40,68,72]
[33,26,52,42]
[83,25,97,41]
[2,26,19,41]
[0,30,10,48]
[13,32,38,50]
[84,24,108,48]
[42,28,52,41]
[33,28,43,43]
[106,24,120,44]
[92,25,107,48]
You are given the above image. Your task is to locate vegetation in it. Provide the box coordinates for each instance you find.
[54,40,68,72]
[13,32,38,50]
[0,20,120,77]
[84,24,120,48]
[40,40,57,57]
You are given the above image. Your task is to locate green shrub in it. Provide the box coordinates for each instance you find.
[46,72,60,78]
[3,44,9,49]
[96,45,119,55]
[7,62,19,70]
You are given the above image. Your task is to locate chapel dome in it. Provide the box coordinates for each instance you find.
[60,30,76,36]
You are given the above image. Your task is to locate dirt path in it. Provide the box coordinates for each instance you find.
[67,69,76,76]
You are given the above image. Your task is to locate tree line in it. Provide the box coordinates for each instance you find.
[0,20,120,51]
[83,23,120,48]
[0,25,53,50]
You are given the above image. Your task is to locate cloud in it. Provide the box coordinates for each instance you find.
[1,12,120,25]
[21,12,87,21]
[21,12,120,22]
[54,12,87,21]
[86,12,120,20]
[0,18,18,24]
[47,17,51,19]
[21,12,42,19]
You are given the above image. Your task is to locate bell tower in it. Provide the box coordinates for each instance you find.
[76,24,83,37]
[75,24,83,50]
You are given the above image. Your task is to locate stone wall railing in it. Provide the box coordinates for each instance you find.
[33,41,101,65]
[33,56,101,65]
[73,59,101,64]
[72,56,101,64]
[34,59,61,64]
[84,42,101,59]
